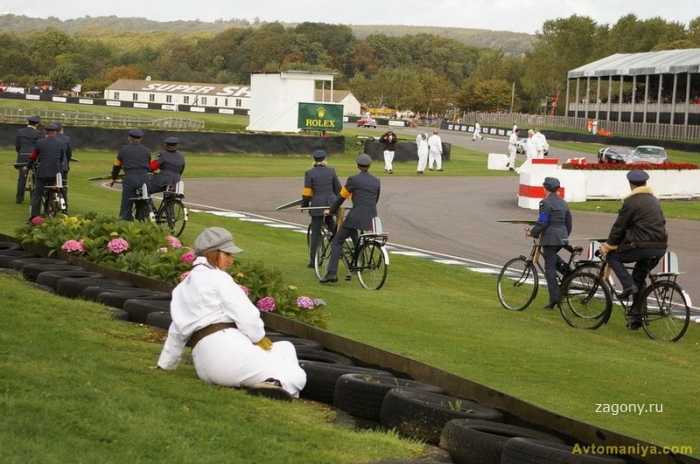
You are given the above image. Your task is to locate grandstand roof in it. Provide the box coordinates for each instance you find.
[568,48,700,78]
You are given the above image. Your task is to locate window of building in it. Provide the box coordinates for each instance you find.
[236,98,242,107]
[149,94,155,102]
[201,97,207,106]
[183,96,190,104]
[114,92,120,100]
[214,98,219,106]
[224,98,229,107]
[132,93,138,101]
[166,95,172,103]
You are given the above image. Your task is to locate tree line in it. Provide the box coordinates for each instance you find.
[1,14,699,116]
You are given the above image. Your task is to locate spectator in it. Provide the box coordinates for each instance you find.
[379,130,397,174]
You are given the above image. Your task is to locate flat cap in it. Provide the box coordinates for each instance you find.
[312,149,327,160]
[542,177,560,190]
[627,169,649,184]
[164,136,180,145]
[356,153,372,167]
[28,115,41,124]
[193,227,243,255]
[43,123,58,131]
[128,128,144,138]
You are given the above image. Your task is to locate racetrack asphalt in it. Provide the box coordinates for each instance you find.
[152,128,700,310]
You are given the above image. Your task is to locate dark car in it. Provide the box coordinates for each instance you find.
[597,146,633,163]
[628,145,668,164]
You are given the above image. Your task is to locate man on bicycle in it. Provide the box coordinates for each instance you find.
[598,169,667,329]
[301,149,341,269]
[15,115,42,204]
[319,153,380,284]
[525,177,572,309]
[24,123,66,222]
[150,136,186,195]
[110,129,152,220]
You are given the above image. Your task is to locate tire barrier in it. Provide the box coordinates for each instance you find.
[0,251,41,268]
[111,309,130,322]
[334,373,445,422]
[440,419,564,464]
[268,335,323,351]
[295,348,354,366]
[8,257,69,272]
[500,437,626,464]
[20,264,84,282]
[81,286,165,303]
[144,311,172,330]
[35,270,104,291]
[298,360,392,405]
[123,299,172,323]
[380,389,503,444]
[0,241,21,252]
[95,290,171,310]
[56,277,133,299]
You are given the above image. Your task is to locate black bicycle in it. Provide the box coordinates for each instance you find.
[42,172,68,218]
[559,251,690,342]
[129,181,188,237]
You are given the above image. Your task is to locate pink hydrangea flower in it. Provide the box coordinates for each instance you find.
[157,247,168,253]
[180,249,196,263]
[166,235,182,249]
[61,239,85,253]
[107,237,130,254]
[179,271,191,281]
[239,285,250,296]
[296,296,315,310]
[30,216,45,225]
[256,296,276,312]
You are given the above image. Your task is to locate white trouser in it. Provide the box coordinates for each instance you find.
[428,149,442,170]
[192,329,307,397]
[383,150,394,171]
[417,148,428,172]
[507,145,517,166]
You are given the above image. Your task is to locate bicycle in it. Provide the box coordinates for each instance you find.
[313,208,389,290]
[496,235,598,311]
[559,250,690,342]
[41,172,68,218]
[129,181,188,237]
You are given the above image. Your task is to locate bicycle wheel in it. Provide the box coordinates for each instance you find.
[559,271,612,330]
[314,233,332,280]
[640,281,690,342]
[43,190,65,218]
[133,200,152,222]
[157,200,187,237]
[357,241,387,290]
[496,257,538,311]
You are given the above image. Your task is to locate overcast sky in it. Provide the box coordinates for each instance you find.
[2,0,698,34]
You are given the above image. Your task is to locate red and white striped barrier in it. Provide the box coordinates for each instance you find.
[517,159,563,209]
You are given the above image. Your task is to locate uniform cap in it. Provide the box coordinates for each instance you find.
[43,123,58,131]
[164,136,180,145]
[28,115,41,124]
[54,122,63,130]
[542,177,560,190]
[312,149,327,160]
[128,128,144,138]
[193,227,243,255]
[356,153,372,166]
[627,169,649,184]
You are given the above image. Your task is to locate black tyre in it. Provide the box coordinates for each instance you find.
[21,264,83,282]
[380,388,503,444]
[123,299,172,323]
[35,270,104,290]
[0,250,39,268]
[497,257,538,310]
[314,233,332,280]
[95,290,171,309]
[81,285,149,301]
[157,199,187,237]
[334,373,445,422]
[9,257,69,272]
[501,437,626,464]
[0,242,21,252]
[640,281,690,342]
[268,336,323,350]
[145,310,172,330]
[295,348,354,365]
[298,360,392,405]
[440,419,563,464]
[112,309,130,322]
[56,277,133,299]
[357,241,388,290]
[559,271,612,330]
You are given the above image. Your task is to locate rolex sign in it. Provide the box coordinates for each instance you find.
[298,103,344,131]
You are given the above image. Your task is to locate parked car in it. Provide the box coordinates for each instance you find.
[597,146,633,163]
[356,116,377,128]
[515,138,549,156]
[628,145,668,164]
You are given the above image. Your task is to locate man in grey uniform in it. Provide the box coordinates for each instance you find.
[15,115,42,203]
[301,149,341,268]
[320,153,380,283]
[25,124,65,221]
[525,177,572,309]
[110,129,152,220]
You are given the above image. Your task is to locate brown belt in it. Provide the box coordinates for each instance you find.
[187,322,237,349]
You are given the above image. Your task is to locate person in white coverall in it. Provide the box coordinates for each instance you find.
[472,121,483,141]
[416,132,429,174]
[533,129,548,157]
[526,129,540,159]
[507,128,519,170]
[427,130,443,171]
[157,227,307,399]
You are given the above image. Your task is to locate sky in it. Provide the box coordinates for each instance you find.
[2,0,699,35]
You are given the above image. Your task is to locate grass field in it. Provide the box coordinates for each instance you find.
[1,102,699,461]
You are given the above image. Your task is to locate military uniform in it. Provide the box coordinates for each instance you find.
[301,150,341,267]
[26,126,65,219]
[150,149,186,194]
[321,154,381,282]
[111,129,151,220]
[15,117,42,203]
[529,177,572,307]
